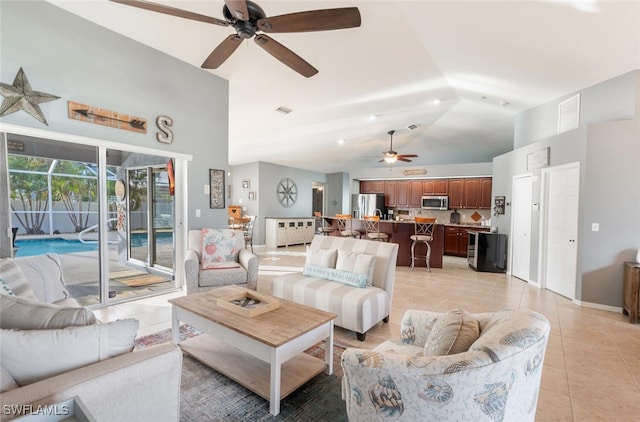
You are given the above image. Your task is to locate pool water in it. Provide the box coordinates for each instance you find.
[15,238,98,257]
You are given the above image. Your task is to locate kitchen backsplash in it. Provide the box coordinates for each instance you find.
[390,207,491,225]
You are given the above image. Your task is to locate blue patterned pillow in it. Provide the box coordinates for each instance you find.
[303,264,369,288]
[0,278,15,296]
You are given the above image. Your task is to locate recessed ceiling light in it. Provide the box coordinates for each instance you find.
[337,139,345,144]
[369,114,377,121]
[432,99,441,105]
[276,106,292,114]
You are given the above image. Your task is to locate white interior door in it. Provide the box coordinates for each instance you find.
[511,175,533,282]
[542,163,580,299]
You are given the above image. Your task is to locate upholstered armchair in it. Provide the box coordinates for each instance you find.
[185,229,259,293]
[341,309,550,421]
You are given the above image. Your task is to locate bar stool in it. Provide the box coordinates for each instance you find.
[314,211,336,236]
[410,217,436,271]
[363,215,389,242]
[336,214,361,238]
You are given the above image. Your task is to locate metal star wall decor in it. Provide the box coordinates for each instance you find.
[0,67,60,125]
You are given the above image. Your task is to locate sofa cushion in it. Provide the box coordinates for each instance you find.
[1,318,139,386]
[305,247,338,268]
[424,309,479,356]
[302,264,369,288]
[199,266,248,287]
[0,278,15,296]
[201,228,241,268]
[0,258,38,300]
[0,294,96,330]
[201,261,241,270]
[0,364,18,393]
[14,254,70,303]
[336,250,375,286]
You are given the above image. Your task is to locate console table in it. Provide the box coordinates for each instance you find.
[623,262,640,323]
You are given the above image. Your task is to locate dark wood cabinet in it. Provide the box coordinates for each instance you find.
[409,180,423,207]
[479,178,492,209]
[448,179,464,209]
[395,181,409,207]
[464,178,480,209]
[444,226,468,256]
[384,181,396,206]
[422,179,448,196]
[623,262,640,323]
[361,180,384,194]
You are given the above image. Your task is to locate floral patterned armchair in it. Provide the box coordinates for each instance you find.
[341,309,550,421]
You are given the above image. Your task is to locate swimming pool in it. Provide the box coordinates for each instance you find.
[14,238,98,257]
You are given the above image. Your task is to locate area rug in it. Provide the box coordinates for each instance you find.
[135,326,348,422]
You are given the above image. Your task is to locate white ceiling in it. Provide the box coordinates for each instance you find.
[49,0,640,173]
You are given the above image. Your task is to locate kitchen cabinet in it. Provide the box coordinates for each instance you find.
[479,177,493,209]
[423,179,448,196]
[384,181,396,206]
[623,262,640,323]
[361,180,384,194]
[449,178,492,209]
[409,180,423,207]
[448,179,464,209]
[395,181,409,207]
[444,226,490,257]
[265,218,314,248]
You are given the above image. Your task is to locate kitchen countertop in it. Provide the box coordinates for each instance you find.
[322,216,488,229]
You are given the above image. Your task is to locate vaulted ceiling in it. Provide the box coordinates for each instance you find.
[49,0,640,173]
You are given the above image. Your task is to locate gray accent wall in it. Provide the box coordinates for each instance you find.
[495,70,640,308]
[1,0,230,230]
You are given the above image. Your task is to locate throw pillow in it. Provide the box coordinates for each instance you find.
[424,309,480,356]
[0,294,96,330]
[1,318,139,386]
[305,247,338,268]
[0,364,18,393]
[302,264,369,288]
[0,258,38,301]
[336,250,376,286]
[0,278,15,296]
[14,254,70,303]
[201,229,240,269]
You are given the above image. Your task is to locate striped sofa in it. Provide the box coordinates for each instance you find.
[271,235,399,341]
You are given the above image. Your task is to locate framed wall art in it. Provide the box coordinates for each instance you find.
[242,179,250,189]
[248,191,256,201]
[209,169,225,209]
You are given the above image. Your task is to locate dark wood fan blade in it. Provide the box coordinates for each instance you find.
[224,0,249,21]
[398,154,418,158]
[398,157,413,162]
[254,34,318,77]
[201,35,243,69]
[257,7,361,33]
[110,0,229,26]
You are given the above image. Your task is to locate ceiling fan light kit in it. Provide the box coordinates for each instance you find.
[110,0,361,77]
[378,130,418,164]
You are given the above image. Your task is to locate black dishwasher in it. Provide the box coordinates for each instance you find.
[468,232,507,273]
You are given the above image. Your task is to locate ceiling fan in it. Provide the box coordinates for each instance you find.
[110,0,361,77]
[378,130,418,164]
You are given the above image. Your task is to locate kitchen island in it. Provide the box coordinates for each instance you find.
[322,217,445,269]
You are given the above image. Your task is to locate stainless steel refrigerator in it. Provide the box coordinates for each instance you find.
[352,194,387,219]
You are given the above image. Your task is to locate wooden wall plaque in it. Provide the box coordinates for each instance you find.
[68,101,147,133]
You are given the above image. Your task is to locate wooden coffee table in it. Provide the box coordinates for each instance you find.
[169,285,336,416]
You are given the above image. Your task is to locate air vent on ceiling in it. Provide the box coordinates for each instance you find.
[407,123,419,131]
[276,106,292,115]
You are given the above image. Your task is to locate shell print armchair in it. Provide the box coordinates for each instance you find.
[341,309,550,421]
[185,228,258,293]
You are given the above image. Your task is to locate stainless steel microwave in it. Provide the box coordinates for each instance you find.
[421,195,448,210]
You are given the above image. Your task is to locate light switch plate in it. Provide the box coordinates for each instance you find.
[195,209,201,218]
[592,223,599,232]
[204,184,210,195]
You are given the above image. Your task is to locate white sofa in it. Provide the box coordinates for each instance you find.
[0,254,182,421]
[271,235,399,341]
[341,309,550,421]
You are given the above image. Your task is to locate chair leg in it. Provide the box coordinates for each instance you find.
[356,332,366,341]
[426,242,431,272]
[410,240,416,270]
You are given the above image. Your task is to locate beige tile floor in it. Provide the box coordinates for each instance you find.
[93,244,640,421]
